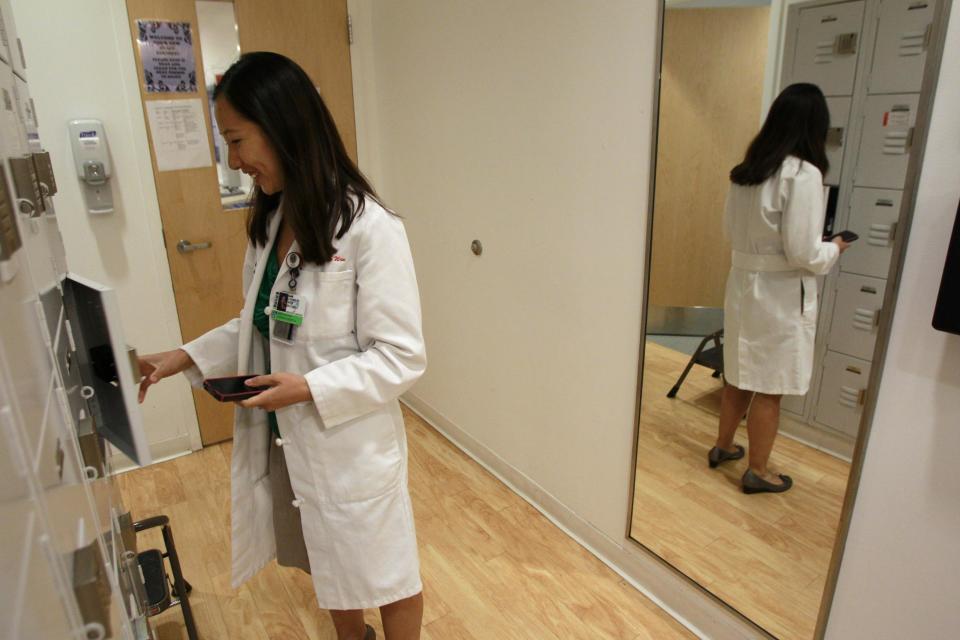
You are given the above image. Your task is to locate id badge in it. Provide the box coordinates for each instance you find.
[271,291,305,343]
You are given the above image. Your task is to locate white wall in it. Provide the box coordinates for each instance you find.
[825,7,960,638]
[354,0,655,544]
[11,0,201,460]
[195,0,240,86]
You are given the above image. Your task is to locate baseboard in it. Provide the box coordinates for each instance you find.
[401,392,771,640]
[780,416,855,462]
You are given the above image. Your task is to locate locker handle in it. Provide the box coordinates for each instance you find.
[889,221,898,244]
[860,286,878,294]
[833,32,858,55]
[906,127,915,149]
[845,366,862,375]
[909,3,930,10]
[821,15,838,23]
[875,199,894,207]
[826,127,844,147]
[875,306,883,327]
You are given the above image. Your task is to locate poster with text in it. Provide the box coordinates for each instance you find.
[137,20,197,93]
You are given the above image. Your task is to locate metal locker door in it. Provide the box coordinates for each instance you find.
[814,351,872,437]
[868,0,935,95]
[842,188,901,278]
[824,96,851,185]
[827,272,886,360]
[853,93,919,189]
[781,392,807,417]
[790,1,865,96]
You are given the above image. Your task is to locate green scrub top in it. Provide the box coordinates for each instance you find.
[253,243,281,437]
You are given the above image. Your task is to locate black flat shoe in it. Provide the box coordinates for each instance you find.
[708,445,745,468]
[741,469,793,494]
[364,624,376,640]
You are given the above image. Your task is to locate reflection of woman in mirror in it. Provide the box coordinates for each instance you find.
[710,83,851,494]
[137,53,426,639]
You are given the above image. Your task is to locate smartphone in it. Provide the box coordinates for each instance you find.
[202,375,269,402]
[829,230,859,243]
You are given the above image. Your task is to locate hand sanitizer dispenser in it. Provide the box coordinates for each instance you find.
[68,119,114,214]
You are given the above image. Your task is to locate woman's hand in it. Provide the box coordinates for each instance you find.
[832,236,852,254]
[239,373,312,411]
[138,349,195,403]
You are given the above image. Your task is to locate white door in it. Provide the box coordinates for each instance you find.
[853,93,919,189]
[868,0,936,95]
[842,187,901,278]
[789,1,865,96]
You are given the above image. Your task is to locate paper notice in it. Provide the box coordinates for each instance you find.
[145,99,212,171]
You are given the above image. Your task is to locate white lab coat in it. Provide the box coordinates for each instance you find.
[180,196,426,610]
[722,156,840,395]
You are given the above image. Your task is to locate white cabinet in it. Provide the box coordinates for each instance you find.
[842,188,901,277]
[825,96,852,185]
[789,1,866,96]
[868,0,935,94]
[815,351,872,436]
[853,93,919,189]
[827,272,886,360]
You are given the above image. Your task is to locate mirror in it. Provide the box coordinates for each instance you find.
[195,0,248,209]
[630,1,941,638]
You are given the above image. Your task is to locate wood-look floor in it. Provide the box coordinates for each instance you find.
[117,406,693,640]
[631,341,851,640]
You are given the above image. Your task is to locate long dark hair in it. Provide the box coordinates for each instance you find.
[214,52,378,264]
[730,83,830,186]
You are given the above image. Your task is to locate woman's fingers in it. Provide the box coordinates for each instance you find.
[245,374,277,387]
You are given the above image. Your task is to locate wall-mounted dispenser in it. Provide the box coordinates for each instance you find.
[68,119,113,214]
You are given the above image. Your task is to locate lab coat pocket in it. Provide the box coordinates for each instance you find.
[304,408,404,503]
[800,274,818,321]
[298,270,356,341]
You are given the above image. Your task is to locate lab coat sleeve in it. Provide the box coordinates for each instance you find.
[780,164,840,275]
[304,213,426,429]
[180,243,256,386]
[722,187,734,240]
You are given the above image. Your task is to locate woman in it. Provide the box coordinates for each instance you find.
[138,53,426,639]
[709,83,850,494]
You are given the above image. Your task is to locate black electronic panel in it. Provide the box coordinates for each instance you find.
[62,274,151,466]
[932,200,960,335]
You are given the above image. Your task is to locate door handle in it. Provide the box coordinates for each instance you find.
[176,239,212,254]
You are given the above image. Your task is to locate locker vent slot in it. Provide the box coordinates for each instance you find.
[853,308,878,331]
[868,224,895,247]
[816,40,834,64]
[882,130,910,155]
[899,30,926,57]
[839,386,861,408]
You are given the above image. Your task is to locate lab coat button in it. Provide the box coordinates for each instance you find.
[291,499,303,509]
[275,437,286,447]
[264,306,273,316]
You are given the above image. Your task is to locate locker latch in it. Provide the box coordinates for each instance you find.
[834,33,858,55]
[826,127,844,147]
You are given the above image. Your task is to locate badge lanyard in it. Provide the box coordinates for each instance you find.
[270,251,304,343]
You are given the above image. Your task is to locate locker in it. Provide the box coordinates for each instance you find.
[824,96,852,185]
[13,74,37,141]
[781,392,807,416]
[789,1,865,96]
[815,351,872,436]
[0,0,23,78]
[827,272,886,360]
[853,93,919,189]
[868,0,936,95]
[842,188,901,278]
[0,61,25,158]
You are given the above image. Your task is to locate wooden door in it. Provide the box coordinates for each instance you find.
[124,0,357,444]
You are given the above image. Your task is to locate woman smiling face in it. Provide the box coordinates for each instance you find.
[215,96,284,195]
